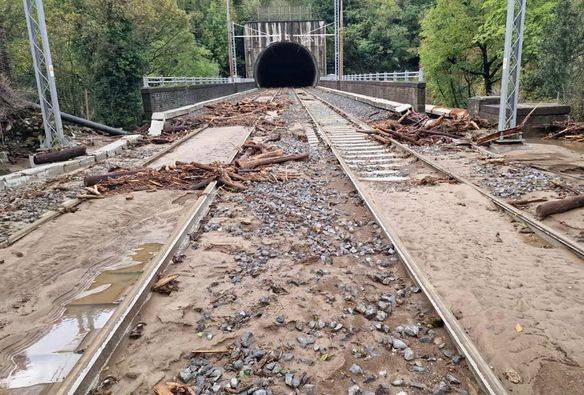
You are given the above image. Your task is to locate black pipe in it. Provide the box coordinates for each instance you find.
[28,102,128,136]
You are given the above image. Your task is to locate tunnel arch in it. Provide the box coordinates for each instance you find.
[254,41,319,88]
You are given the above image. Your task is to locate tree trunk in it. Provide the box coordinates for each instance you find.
[480,44,493,95]
[536,195,584,219]
[33,146,87,165]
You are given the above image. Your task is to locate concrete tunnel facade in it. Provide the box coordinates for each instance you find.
[254,41,319,88]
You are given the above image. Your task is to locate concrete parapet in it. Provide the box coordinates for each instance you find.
[319,80,426,113]
[141,82,257,119]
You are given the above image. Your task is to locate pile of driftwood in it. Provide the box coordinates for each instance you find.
[367,110,492,146]
[83,143,308,195]
[545,120,584,142]
[196,99,288,128]
[367,107,561,146]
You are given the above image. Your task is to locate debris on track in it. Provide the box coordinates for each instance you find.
[545,120,584,141]
[367,110,493,146]
[197,99,289,128]
[87,149,308,195]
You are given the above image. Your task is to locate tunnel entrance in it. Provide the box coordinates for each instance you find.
[254,42,318,88]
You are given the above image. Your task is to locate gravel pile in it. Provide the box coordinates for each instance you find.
[472,163,553,198]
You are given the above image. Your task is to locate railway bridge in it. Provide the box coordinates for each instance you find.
[0,1,583,395]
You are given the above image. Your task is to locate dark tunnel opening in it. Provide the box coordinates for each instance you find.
[254,41,318,88]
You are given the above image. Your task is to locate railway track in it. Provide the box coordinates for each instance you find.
[0,89,281,394]
[56,88,284,394]
[304,89,584,259]
[294,88,508,395]
[43,87,479,394]
[296,87,584,394]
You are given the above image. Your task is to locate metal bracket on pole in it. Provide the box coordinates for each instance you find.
[23,0,68,149]
[497,0,527,143]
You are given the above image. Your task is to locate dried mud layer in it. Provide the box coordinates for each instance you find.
[0,190,199,381]
[411,141,584,245]
[101,92,478,395]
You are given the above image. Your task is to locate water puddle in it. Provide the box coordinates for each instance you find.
[0,243,162,390]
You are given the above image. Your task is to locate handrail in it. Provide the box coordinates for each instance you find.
[320,70,424,82]
[143,76,254,88]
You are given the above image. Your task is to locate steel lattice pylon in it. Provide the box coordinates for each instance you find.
[497,0,527,142]
[226,0,237,79]
[230,22,237,78]
[333,0,343,80]
[23,0,68,149]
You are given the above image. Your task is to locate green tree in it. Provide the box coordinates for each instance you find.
[343,0,432,74]
[420,0,557,107]
[526,0,584,117]
[76,0,146,127]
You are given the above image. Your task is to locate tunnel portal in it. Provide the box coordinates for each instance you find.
[254,42,319,88]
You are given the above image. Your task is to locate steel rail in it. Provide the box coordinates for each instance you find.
[55,88,281,394]
[295,88,508,395]
[307,90,584,260]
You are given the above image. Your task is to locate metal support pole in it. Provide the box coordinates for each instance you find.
[23,0,68,149]
[230,22,237,79]
[497,0,527,142]
[339,0,344,81]
[226,0,236,79]
[334,0,339,79]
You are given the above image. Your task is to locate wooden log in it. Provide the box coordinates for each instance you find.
[218,169,247,190]
[508,197,547,206]
[237,149,283,167]
[149,137,172,144]
[237,152,309,169]
[33,146,87,165]
[370,135,392,145]
[375,126,419,145]
[84,169,145,187]
[190,175,217,190]
[536,195,584,219]
[476,107,537,145]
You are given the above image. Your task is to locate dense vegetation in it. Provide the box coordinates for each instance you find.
[0,0,582,127]
[420,0,584,115]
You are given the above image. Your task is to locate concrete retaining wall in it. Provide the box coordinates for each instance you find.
[468,96,571,132]
[319,80,426,113]
[142,82,257,118]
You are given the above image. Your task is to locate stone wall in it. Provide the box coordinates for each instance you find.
[319,80,426,113]
[142,82,257,118]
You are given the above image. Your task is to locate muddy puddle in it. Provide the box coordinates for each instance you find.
[0,243,162,391]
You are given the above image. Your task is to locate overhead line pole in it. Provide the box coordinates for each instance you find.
[497,0,527,142]
[333,0,344,82]
[226,0,236,79]
[339,0,344,81]
[23,0,68,149]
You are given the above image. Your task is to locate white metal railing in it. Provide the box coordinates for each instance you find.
[321,70,424,82]
[143,76,254,88]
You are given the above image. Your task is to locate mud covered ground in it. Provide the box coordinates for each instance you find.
[101,91,477,395]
